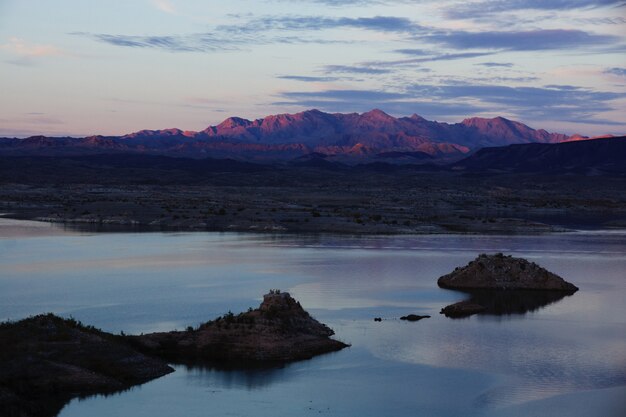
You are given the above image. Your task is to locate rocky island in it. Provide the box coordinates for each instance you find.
[438,253,579,317]
[129,291,349,363]
[0,292,348,417]
[438,253,579,291]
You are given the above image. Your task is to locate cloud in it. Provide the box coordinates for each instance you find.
[604,67,626,77]
[407,83,626,123]
[337,51,496,75]
[575,16,626,25]
[74,14,618,56]
[324,64,392,74]
[477,62,514,67]
[73,32,244,52]
[281,0,411,6]
[424,29,617,51]
[279,89,407,102]
[273,88,484,118]
[387,51,496,64]
[0,37,68,66]
[153,0,176,14]
[277,75,342,82]
[73,28,345,53]
[221,15,422,35]
[445,1,626,20]
[0,37,64,57]
[274,83,625,124]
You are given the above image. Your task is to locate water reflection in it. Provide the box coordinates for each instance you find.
[181,361,293,390]
[442,289,576,318]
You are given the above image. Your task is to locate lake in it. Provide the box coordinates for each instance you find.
[1,219,625,416]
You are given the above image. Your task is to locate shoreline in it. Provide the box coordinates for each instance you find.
[1,172,624,237]
[4,211,626,237]
[0,212,578,236]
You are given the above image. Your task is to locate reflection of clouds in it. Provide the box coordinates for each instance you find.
[358,315,626,408]
[290,282,415,309]
[0,218,76,239]
[3,227,626,412]
[6,252,236,273]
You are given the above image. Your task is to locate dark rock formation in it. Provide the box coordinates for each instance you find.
[439,254,578,318]
[438,253,579,291]
[129,291,349,363]
[400,314,431,321]
[452,136,626,175]
[0,314,173,417]
[1,293,349,416]
[440,301,487,318]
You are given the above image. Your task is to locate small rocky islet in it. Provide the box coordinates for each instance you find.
[438,253,578,317]
[128,291,349,363]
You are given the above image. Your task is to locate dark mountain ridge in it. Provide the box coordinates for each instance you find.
[453,136,626,175]
[0,109,580,163]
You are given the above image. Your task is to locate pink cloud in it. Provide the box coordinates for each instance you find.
[0,37,64,57]
[153,0,176,14]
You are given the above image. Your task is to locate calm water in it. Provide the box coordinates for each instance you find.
[1,219,625,416]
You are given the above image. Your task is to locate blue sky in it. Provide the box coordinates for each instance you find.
[0,0,624,137]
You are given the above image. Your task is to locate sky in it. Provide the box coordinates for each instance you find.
[0,0,625,137]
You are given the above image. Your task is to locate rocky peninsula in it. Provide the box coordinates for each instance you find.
[0,292,348,416]
[129,291,349,363]
[0,314,173,417]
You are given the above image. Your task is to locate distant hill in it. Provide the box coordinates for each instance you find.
[452,136,626,175]
[0,109,580,164]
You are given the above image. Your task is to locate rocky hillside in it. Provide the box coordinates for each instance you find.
[453,136,626,175]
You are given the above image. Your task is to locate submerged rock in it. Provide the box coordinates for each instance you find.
[0,314,173,417]
[437,253,578,291]
[130,291,349,363]
[400,314,431,321]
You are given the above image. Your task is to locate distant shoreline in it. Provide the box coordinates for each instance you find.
[3,212,626,238]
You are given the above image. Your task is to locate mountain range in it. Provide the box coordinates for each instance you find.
[0,109,586,163]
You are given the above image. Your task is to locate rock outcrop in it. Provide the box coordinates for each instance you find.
[0,314,173,417]
[438,253,578,291]
[130,291,349,363]
[438,254,578,318]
